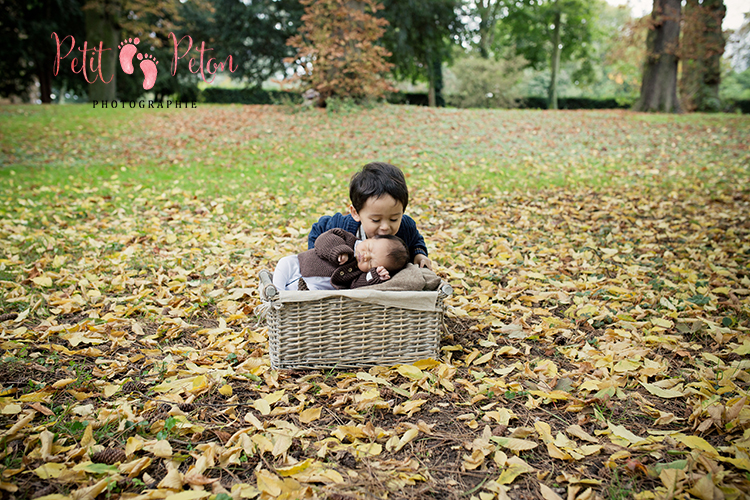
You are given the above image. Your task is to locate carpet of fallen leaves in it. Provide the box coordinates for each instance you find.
[1,105,750,500]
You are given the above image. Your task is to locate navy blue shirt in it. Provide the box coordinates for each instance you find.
[308,213,428,261]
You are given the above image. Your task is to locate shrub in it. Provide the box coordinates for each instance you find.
[445,56,525,109]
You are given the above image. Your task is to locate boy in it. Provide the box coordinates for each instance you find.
[273,228,409,290]
[308,162,432,270]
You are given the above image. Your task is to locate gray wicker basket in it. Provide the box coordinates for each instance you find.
[258,270,452,369]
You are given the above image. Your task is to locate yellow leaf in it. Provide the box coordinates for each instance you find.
[80,423,95,448]
[264,390,286,405]
[686,474,715,500]
[474,351,494,365]
[254,399,271,416]
[299,407,321,424]
[396,364,424,380]
[566,425,598,443]
[118,457,152,478]
[393,399,427,416]
[219,384,233,396]
[394,428,419,453]
[673,434,719,458]
[491,437,539,451]
[539,483,564,500]
[256,469,283,496]
[164,491,210,500]
[32,276,53,287]
[608,423,645,445]
[34,463,66,479]
[612,360,640,373]
[103,384,120,397]
[496,464,528,484]
[146,439,173,458]
[413,358,440,370]
[1,404,22,415]
[125,436,144,457]
[276,458,314,477]
[52,378,77,389]
[191,375,208,392]
[651,318,673,329]
[641,382,684,398]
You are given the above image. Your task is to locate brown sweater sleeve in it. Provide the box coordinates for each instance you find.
[314,228,355,263]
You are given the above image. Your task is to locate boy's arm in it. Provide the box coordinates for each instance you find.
[308,215,334,249]
[399,215,432,269]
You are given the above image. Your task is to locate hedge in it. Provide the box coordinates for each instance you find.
[201,87,302,105]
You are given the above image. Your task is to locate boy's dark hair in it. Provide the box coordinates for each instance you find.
[373,235,410,273]
[350,162,409,212]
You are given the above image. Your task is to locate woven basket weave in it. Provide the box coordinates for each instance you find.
[258,270,452,369]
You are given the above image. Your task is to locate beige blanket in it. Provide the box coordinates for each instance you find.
[368,263,441,291]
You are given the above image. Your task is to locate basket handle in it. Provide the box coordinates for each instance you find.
[259,270,278,300]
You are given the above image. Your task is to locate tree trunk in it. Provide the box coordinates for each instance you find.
[38,52,53,104]
[477,0,498,59]
[680,0,725,111]
[433,54,444,106]
[548,6,562,110]
[680,0,702,111]
[701,0,726,110]
[85,0,120,102]
[634,0,681,113]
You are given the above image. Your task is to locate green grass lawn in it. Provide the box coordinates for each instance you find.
[1,104,749,499]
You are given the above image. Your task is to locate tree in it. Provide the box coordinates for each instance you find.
[82,0,183,101]
[379,0,461,107]
[286,0,393,106]
[680,0,726,111]
[499,0,599,109]
[0,0,86,104]
[634,0,681,112]
[202,0,303,88]
[462,0,502,59]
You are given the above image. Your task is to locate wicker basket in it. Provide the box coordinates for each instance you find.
[258,270,452,369]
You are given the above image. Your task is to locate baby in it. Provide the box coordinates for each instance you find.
[273,228,409,291]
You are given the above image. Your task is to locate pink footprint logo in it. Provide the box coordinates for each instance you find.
[136,53,159,90]
[117,37,140,74]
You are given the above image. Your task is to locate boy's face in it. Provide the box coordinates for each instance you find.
[355,238,393,273]
[350,194,404,239]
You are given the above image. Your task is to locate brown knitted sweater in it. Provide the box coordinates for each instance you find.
[297,228,387,289]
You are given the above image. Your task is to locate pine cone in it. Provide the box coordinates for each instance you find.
[32,484,56,499]
[0,312,19,322]
[91,448,126,465]
[122,381,148,393]
[178,403,195,412]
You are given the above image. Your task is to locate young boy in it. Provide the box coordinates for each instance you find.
[273,228,409,291]
[308,162,433,270]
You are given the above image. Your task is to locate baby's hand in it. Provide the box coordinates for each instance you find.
[338,253,349,265]
[414,254,433,270]
[375,266,390,280]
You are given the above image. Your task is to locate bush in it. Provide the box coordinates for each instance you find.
[445,57,525,109]
[517,97,633,109]
[201,88,302,105]
[386,93,429,106]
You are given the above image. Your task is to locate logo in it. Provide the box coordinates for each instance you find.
[51,32,238,90]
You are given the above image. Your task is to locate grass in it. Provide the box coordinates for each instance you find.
[1,104,748,207]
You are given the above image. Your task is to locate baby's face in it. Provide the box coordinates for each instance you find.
[350,194,404,238]
[355,238,393,273]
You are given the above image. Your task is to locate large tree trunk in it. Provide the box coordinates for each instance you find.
[634,0,681,113]
[85,0,120,102]
[427,51,444,107]
[680,0,725,111]
[548,6,562,110]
